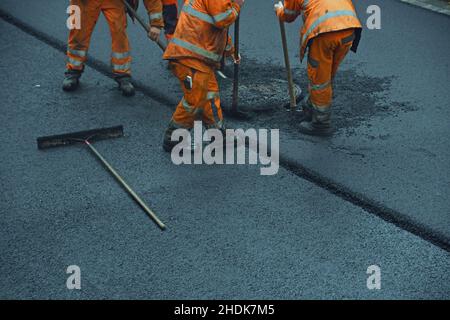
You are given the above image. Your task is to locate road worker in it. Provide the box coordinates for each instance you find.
[159,0,244,152]
[63,0,164,97]
[275,0,362,136]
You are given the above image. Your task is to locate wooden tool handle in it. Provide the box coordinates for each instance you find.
[279,20,297,110]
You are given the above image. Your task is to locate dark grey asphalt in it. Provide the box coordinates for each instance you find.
[0,1,449,299]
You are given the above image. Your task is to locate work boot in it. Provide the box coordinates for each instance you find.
[62,70,81,92]
[162,123,182,153]
[297,97,313,122]
[299,107,334,137]
[116,76,135,97]
[205,121,238,148]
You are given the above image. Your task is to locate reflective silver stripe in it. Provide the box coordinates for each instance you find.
[309,81,331,91]
[181,98,194,112]
[112,62,131,71]
[302,10,358,45]
[182,4,214,24]
[68,57,83,66]
[149,12,163,21]
[214,119,225,130]
[205,119,224,130]
[284,8,300,16]
[207,91,219,100]
[311,101,331,111]
[112,51,130,60]
[67,47,86,58]
[172,38,222,62]
[232,7,239,18]
[213,8,234,23]
[183,3,236,25]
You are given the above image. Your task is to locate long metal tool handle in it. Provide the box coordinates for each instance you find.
[122,0,167,51]
[231,17,240,113]
[279,20,297,111]
[85,141,166,230]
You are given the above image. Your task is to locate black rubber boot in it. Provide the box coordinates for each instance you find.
[299,108,334,137]
[62,70,81,92]
[162,123,182,153]
[205,121,238,149]
[297,97,314,122]
[116,76,135,97]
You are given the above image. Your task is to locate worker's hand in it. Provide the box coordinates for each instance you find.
[235,0,245,7]
[148,26,162,41]
[233,53,242,65]
[274,1,284,12]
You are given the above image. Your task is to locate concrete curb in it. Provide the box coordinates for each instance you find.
[399,0,450,16]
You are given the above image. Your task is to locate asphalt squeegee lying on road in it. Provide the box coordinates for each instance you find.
[36,126,166,230]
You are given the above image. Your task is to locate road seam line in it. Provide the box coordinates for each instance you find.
[398,0,450,16]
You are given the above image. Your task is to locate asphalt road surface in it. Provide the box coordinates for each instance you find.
[0,1,449,299]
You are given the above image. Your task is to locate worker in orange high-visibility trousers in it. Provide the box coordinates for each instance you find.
[159,0,244,152]
[275,0,362,136]
[63,0,164,97]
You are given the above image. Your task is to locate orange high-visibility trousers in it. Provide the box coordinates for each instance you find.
[307,29,355,111]
[169,61,223,129]
[162,0,178,41]
[67,0,131,75]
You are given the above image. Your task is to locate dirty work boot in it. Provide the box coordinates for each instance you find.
[299,107,334,137]
[205,121,238,149]
[297,97,313,122]
[62,70,81,92]
[116,76,135,97]
[162,123,182,153]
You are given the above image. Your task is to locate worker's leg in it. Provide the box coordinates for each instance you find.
[331,29,355,79]
[162,0,178,41]
[202,73,224,130]
[300,30,354,136]
[66,0,101,71]
[171,63,210,128]
[102,0,132,75]
[299,32,334,136]
[163,62,211,151]
[306,34,334,113]
[63,0,101,91]
[102,0,134,96]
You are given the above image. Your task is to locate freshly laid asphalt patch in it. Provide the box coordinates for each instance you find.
[220,61,303,113]
[225,62,415,136]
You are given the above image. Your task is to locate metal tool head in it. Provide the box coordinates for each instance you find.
[37,126,124,149]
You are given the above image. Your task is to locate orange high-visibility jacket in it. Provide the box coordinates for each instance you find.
[163,0,240,68]
[278,0,362,61]
[144,0,164,28]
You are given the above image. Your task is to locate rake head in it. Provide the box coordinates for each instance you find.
[37,126,124,150]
